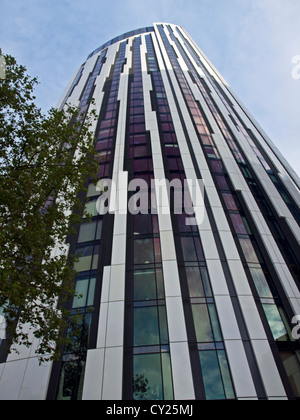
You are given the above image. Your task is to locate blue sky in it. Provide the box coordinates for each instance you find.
[1,0,299,175]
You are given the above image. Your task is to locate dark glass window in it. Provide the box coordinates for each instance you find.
[72,276,96,308]
[133,354,163,400]
[181,236,204,262]
[230,213,248,235]
[192,304,214,342]
[222,193,238,211]
[134,214,153,235]
[134,307,160,346]
[239,238,259,264]
[77,220,102,243]
[216,175,229,191]
[199,350,235,400]
[134,269,157,301]
[134,239,154,264]
[249,267,272,298]
[74,245,99,272]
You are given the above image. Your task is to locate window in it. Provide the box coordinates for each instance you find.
[185,266,205,297]
[199,350,235,400]
[262,304,289,342]
[230,213,248,235]
[192,304,213,342]
[134,214,152,235]
[84,199,98,218]
[181,236,204,262]
[74,245,99,272]
[192,303,222,343]
[134,239,154,264]
[77,220,102,243]
[249,267,272,298]
[216,175,229,191]
[72,276,96,308]
[134,307,160,346]
[134,269,157,301]
[239,238,259,264]
[133,353,173,400]
[222,193,238,211]
[56,359,86,401]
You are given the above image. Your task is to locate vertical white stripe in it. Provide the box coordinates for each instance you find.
[141,34,195,400]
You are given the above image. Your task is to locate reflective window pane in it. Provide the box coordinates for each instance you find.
[134,270,157,301]
[192,304,214,342]
[74,246,93,272]
[249,267,272,298]
[134,214,152,235]
[77,221,97,243]
[199,350,225,400]
[133,353,163,400]
[239,238,259,263]
[230,213,248,235]
[186,266,205,297]
[208,304,222,342]
[158,306,169,345]
[181,237,198,261]
[263,304,289,342]
[73,278,89,308]
[217,350,235,399]
[134,239,154,264]
[134,307,160,346]
[161,352,174,400]
[222,193,238,211]
[56,360,85,401]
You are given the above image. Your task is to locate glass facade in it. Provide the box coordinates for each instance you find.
[0,23,299,401]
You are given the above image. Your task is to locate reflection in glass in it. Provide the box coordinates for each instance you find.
[263,304,288,342]
[73,276,96,309]
[249,267,272,298]
[186,266,205,297]
[56,359,86,401]
[192,304,214,342]
[199,350,225,400]
[239,238,259,264]
[133,353,163,400]
[134,270,157,301]
[134,307,160,346]
[134,239,154,264]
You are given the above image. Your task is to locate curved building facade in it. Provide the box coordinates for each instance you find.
[0,23,300,400]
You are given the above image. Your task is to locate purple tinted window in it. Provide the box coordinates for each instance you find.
[129,145,148,158]
[230,213,248,235]
[96,139,112,151]
[210,160,223,173]
[216,175,229,191]
[163,133,177,143]
[134,214,152,234]
[130,124,146,134]
[222,193,238,211]
[130,134,147,145]
[239,238,259,263]
[181,237,204,262]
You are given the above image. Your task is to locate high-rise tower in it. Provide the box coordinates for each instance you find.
[0,23,299,400]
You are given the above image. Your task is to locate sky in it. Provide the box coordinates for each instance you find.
[1,0,299,176]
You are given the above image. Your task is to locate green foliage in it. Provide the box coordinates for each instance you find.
[0,55,98,363]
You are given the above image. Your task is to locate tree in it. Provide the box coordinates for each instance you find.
[0,55,98,363]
